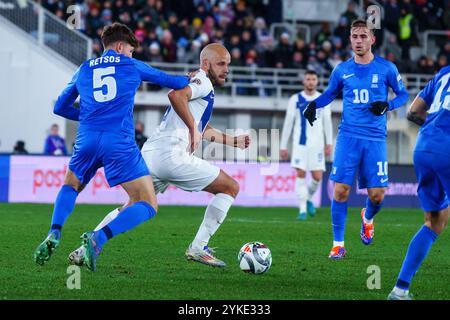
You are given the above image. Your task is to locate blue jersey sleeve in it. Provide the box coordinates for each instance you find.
[418,75,436,108]
[133,60,189,90]
[53,67,81,121]
[386,63,409,110]
[314,65,343,108]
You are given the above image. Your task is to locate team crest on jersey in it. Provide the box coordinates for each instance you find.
[191,78,202,85]
[371,74,379,88]
[372,74,378,83]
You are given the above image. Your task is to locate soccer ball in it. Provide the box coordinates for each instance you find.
[238,241,272,274]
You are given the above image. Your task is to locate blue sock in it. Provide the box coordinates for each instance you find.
[331,200,348,243]
[364,197,383,221]
[396,225,438,290]
[94,201,157,249]
[49,185,78,239]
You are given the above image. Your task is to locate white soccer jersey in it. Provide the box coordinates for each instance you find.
[150,68,215,147]
[280,91,333,151]
[142,69,220,194]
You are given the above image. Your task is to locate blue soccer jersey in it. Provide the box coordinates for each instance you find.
[413,66,450,212]
[415,65,450,156]
[53,49,189,187]
[54,49,189,136]
[314,55,409,141]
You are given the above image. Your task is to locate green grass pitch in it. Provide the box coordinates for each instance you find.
[0,203,448,300]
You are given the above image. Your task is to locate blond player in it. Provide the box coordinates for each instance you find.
[280,70,333,220]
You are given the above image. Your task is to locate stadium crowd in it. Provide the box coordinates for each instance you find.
[36,0,449,75]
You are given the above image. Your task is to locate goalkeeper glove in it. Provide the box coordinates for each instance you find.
[303,101,317,126]
[369,101,389,116]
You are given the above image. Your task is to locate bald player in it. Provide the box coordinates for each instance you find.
[69,43,251,268]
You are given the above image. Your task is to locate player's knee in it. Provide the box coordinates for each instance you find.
[426,211,448,234]
[369,192,384,205]
[334,186,350,201]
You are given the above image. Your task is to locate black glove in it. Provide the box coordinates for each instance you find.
[407,111,425,126]
[303,101,317,126]
[369,101,389,116]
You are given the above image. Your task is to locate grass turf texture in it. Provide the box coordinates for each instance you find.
[0,203,448,300]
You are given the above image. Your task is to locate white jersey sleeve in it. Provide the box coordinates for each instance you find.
[322,104,333,145]
[281,94,298,149]
[188,71,213,100]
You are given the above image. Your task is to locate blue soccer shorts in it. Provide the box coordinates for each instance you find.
[330,135,388,189]
[69,130,149,187]
[414,150,450,212]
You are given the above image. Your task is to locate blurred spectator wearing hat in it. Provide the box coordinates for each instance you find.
[149,42,163,62]
[274,32,293,68]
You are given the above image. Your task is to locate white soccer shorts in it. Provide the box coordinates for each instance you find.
[141,138,220,194]
[290,144,325,172]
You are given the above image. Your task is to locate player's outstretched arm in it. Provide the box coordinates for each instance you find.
[168,87,201,153]
[53,68,80,121]
[134,60,189,89]
[203,125,251,150]
[304,68,343,125]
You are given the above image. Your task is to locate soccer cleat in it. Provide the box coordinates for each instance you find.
[387,290,413,300]
[297,212,307,221]
[80,231,101,272]
[34,232,60,265]
[307,200,316,217]
[68,246,85,266]
[360,208,374,245]
[185,244,226,267]
[328,246,346,260]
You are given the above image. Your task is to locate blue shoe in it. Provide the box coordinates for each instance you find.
[80,231,101,272]
[307,200,316,217]
[297,212,307,221]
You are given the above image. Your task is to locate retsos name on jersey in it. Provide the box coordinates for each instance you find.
[89,56,120,67]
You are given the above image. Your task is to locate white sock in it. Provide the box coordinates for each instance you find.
[296,177,308,213]
[76,208,121,253]
[308,179,321,199]
[363,216,374,224]
[94,208,120,231]
[333,241,344,247]
[191,193,234,250]
[393,286,409,296]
